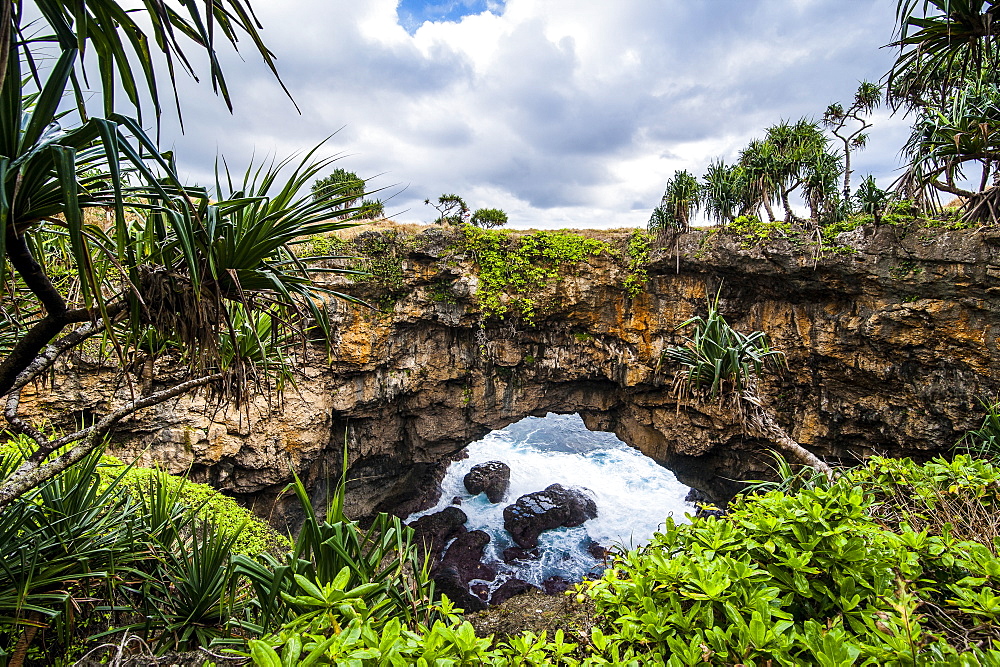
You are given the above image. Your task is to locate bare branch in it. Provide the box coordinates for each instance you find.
[4,389,45,446]
[0,372,224,509]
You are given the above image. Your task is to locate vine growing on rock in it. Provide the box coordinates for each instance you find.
[456,227,609,323]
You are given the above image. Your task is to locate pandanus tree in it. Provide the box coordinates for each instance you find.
[823,82,881,200]
[888,0,1000,111]
[764,119,830,224]
[650,169,700,233]
[701,159,745,226]
[801,150,844,223]
[888,0,1000,221]
[665,296,833,481]
[738,139,781,222]
[902,80,1000,220]
[0,1,367,508]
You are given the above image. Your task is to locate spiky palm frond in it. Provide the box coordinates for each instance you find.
[11,0,293,123]
[888,0,1000,110]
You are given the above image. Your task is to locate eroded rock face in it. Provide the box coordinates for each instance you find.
[18,226,1000,524]
[463,460,511,503]
[503,484,598,548]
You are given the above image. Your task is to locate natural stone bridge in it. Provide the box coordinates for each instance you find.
[23,226,1000,524]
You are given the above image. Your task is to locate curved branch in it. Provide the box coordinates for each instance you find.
[0,372,224,509]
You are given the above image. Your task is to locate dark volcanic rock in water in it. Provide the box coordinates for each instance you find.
[433,565,486,612]
[542,576,573,595]
[503,483,598,548]
[502,546,542,563]
[470,582,491,602]
[586,541,608,561]
[407,506,467,568]
[685,488,709,504]
[440,529,496,583]
[464,460,511,503]
[490,578,541,605]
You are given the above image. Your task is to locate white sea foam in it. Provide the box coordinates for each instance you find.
[408,412,693,588]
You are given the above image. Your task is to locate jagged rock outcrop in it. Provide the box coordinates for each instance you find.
[503,484,598,548]
[18,225,1000,524]
[408,507,468,568]
[464,461,511,503]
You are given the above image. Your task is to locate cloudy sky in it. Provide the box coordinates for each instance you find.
[158,0,911,229]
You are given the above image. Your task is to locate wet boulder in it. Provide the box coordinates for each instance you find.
[439,529,496,583]
[542,576,573,595]
[433,565,487,612]
[463,461,511,503]
[490,578,541,605]
[502,546,541,563]
[407,506,467,568]
[502,483,598,548]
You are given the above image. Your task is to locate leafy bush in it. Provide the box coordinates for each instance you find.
[470,207,509,229]
[580,456,1000,664]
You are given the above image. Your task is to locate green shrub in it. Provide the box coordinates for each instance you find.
[580,456,1000,664]
[101,456,289,555]
[470,207,508,229]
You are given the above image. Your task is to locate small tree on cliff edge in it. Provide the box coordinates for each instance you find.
[470,208,508,228]
[665,294,833,481]
[426,194,470,225]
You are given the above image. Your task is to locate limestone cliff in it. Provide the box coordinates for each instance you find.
[21,224,1000,523]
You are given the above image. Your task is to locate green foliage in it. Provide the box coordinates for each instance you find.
[959,399,1000,461]
[726,215,795,248]
[100,456,289,556]
[0,438,285,661]
[348,232,408,311]
[470,207,509,229]
[856,176,895,225]
[665,295,783,402]
[458,227,609,323]
[358,198,385,220]
[426,194,470,226]
[622,230,652,297]
[311,168,365,209]
[651,170,701,232]
[581,455,1000,664]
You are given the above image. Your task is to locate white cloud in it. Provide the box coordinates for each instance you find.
[158,0,908,229]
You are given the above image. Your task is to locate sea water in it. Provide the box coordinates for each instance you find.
[407,412,693,590]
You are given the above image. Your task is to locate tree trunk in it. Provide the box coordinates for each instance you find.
[762,196,777,223]
[842,143,852,201]
[755,409,834,482]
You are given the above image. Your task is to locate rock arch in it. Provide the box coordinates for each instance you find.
[20,227,1000,524]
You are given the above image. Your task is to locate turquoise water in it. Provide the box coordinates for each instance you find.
[408,412,692,590]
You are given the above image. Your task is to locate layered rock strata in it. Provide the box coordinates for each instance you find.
[20,225,1000,523]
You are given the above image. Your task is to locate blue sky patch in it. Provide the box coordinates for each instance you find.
[397,0,504,34]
